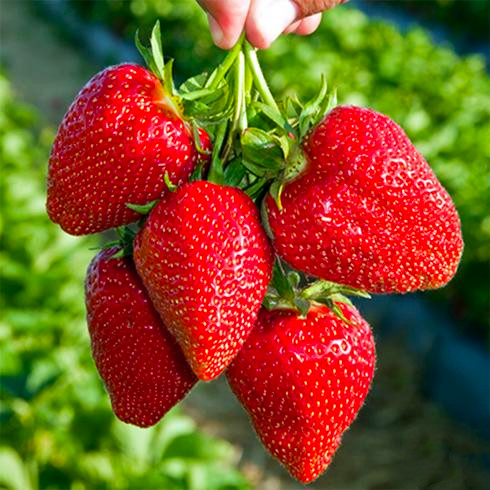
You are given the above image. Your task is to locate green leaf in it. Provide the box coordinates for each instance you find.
[179,72,208,96]
[190,161,205,182]
[287,271,301,289]
[190,120,210,156]
[150,21,165,80]
[163,58,175,95]
[252,101,294,134]
[293,297,310,318]
[298,74,327,137]
[164,172,178,192]
[243,177,267,200]
[150,21,165,79]
[0,447,32,490]
[223,158,247,187]
[241,128,284,178]
[271,261,294,300]
[268,180,284,210]
[262,296,279,310]
[179,71,234,123]
[296,76,338,139]
[135,21,165,81]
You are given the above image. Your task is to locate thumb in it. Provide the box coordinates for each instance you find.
[197,0,251,49]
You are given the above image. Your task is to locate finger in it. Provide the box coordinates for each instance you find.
[246,0,300,49]
[283,20,301,34]
[293,0,347,18]
[291,13,322,35]
[197,0,251,49]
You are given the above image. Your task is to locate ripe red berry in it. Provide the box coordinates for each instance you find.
[133,181,274,381]
[85,248,197,427]
[266,106,463,293]
[47,64,210,235]
[227,303,376,483]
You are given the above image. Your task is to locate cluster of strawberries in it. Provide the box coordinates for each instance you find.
[46,25,463,484]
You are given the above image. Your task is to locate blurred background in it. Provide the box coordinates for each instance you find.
[1,1,489,489]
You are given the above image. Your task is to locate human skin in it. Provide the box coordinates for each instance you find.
[197,0,346,49]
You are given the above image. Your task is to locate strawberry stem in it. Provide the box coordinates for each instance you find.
[243,42,279,113]
[205,33,245,90]
[221,51,246,164]
[207,121,227,184]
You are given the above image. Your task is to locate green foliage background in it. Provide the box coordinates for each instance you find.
[0,73,250,490]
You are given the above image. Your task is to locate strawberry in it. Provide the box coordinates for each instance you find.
[85,247,197,427]
[47,63,210,235]
[226,303,376,483]
[265,105,463,293]
[133,180,274,381]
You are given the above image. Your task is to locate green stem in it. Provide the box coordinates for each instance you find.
[221,51,246,164]
[243,41,279,112]
[205,33,245,90]
[239,68,248,131]
[207,121,227,184]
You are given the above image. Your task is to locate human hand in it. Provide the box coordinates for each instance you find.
[198,0,346,50]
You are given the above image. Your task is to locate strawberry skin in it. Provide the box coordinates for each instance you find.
[266,106,463,293]
[47,64,210,235]
[226,304,376,483]
[133,181,274,381]
[85,248,197,427]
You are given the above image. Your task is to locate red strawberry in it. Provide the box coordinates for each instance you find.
[226,303,376,483]
[85,247,197,427]
[133,181,274,381]
[266,105,463,293]
[47,63,210,235]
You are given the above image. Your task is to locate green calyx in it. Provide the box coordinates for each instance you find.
[134,24,338,199]
[101,226,137,259]
[135,22,181,116]
[264,259,370,322]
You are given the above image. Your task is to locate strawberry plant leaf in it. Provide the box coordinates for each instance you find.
[150,21,165,81]
[135,30,154,74]
[190,161,205,182]
[183,87,233,123]
[271,261,294,300]
[241,128,284,178]
[262,296,279,310]
[329,293,354,307]
[252,101,294,134]
[277,134,292,160]
[190,121,211,156]
[224,158,247,187]
[293,297,311,318]
[164,172,178,192]
[179,72,208,95]
[135,21,165,82]
[163,58,175,95]
[298,74,327,138]
[269,180,284,210]
[287,271,301,289]
[244,176,268,200]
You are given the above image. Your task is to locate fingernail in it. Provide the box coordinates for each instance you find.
[256,0,298,47]
[207,14,224,47]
